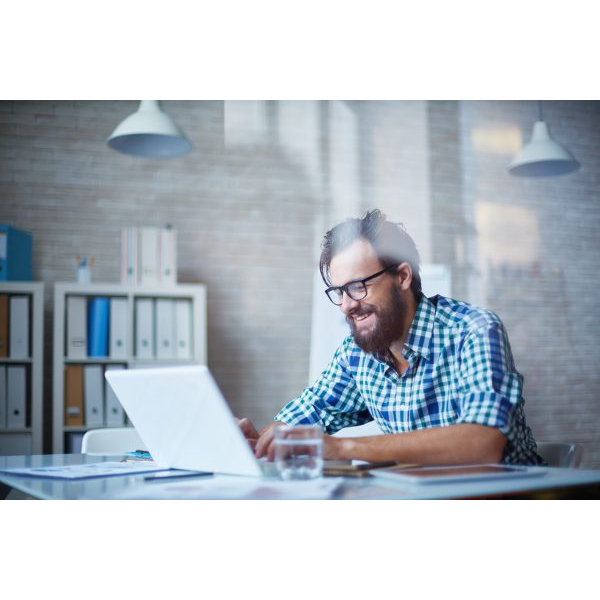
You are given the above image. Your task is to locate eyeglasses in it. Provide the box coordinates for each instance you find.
[324,264,398,306]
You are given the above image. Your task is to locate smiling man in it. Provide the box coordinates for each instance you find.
[240,209,543,466]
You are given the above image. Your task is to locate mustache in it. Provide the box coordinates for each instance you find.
[346,306,376,322]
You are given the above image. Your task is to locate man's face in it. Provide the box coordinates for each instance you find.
[329,239,407,355]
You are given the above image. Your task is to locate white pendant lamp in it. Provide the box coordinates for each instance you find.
[508,101,580,177]
[107,100,192,158]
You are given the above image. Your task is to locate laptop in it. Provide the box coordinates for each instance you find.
[105,365,274,477]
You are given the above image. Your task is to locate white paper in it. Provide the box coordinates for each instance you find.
[106,475,344,500]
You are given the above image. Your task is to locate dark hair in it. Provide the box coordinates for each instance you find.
[319,209,422,298]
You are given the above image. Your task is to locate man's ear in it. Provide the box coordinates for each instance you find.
[395,262,413,292]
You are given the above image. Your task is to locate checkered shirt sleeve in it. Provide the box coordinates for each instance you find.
[455,321,523,434]
[274,339,372,433]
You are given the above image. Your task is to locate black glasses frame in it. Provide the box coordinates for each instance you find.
[324,264,399,306]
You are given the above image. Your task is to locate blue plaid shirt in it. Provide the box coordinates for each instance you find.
[275,294,542,465]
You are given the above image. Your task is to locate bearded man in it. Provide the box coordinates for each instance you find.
[239,209,543,466]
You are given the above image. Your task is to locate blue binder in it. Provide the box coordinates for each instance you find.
[0,225,32,281]
[87,297,110,357]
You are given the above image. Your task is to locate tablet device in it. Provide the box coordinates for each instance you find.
[371,464,547,485]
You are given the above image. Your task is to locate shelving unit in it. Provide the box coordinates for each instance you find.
[52,282,207,453]
[0,282,44,455]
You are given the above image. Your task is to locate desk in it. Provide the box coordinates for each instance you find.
[2,454,600,499]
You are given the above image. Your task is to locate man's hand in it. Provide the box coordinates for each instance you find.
[254,421,287,461]
[236,417,260,451]
[255,423,347,462]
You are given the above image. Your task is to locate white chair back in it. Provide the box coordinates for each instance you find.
[81,427,144,455]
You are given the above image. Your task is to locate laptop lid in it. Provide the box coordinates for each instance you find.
[104,365,263,477]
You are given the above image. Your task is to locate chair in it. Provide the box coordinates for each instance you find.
[536,442,583,468]
[81,427,144,455]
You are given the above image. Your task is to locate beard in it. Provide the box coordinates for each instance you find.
[347,284,407,357]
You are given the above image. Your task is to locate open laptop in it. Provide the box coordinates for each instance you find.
[105,365,274,477]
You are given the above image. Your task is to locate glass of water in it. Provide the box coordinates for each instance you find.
[274,425,324,480]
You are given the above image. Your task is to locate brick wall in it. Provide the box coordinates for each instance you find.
[1,100,599,466]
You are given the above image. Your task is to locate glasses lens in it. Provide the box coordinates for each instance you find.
[326,288,343,305]
[346,281,367,301]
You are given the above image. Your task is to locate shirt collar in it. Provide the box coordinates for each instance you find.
[403,294,436,360]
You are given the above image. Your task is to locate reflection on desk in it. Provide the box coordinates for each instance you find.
[2,453,600,499]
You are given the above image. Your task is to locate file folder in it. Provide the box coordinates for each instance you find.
[9,295,29,358]
[0,366,6,428]
[6,365,27,428]
[159,228,177,285]
[105,364,126,426]
[0,294,7,357]
[64,364,84,426]
[84,365,104,427]
[140,228,160,286]
[0,225,32,281]
[120,227,138,284]
[87,296,109,357]
[66,296,87,359]
[109,297,128,359]
[135,298,155,358]
[156,299,175,359]
[175,299,192,359]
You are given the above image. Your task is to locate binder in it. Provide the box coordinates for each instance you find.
[87,296,110,357]
[9,295,29,358]
[64,364,84,426]
[156,299,175,359]
[0,366,6,428]
[135,298,155,358]
[121,227,138,284]
[66,296,87,359]
[0,294,8,357]
[175,299,192,359]
[0,225,32,281]
[109,297,128,359]
[6,365,27,428]
[105,364,126,426]
[159,228,177,285]
[83,365,104,427]
[139,227,160,286]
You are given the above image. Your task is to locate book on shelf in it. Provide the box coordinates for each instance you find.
[109,297,128,359]
[87,296,109,357]
[66,296,87,359]
[0,294,7,357]
[135,298,155,358]
[105,364,126,426]
[0,225,32,281]
[83,365,104,427]
[156,299,175,359]
[64,364,84,427]
[175,299,192,359]
[9,295,29,358]
[120,226,177,286]
[0,366,6,427]
[6,365,27,428]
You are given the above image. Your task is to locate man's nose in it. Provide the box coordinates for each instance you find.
[340,291,360,314]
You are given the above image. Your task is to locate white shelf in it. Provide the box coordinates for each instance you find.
[52,282,207,453]
[0,282,44,455]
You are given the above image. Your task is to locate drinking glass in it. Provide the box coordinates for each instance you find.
[274,425,324,480]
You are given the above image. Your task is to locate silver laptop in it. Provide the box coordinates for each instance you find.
[105,365,270,477]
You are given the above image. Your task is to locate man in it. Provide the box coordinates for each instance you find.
[239,209,543,466]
